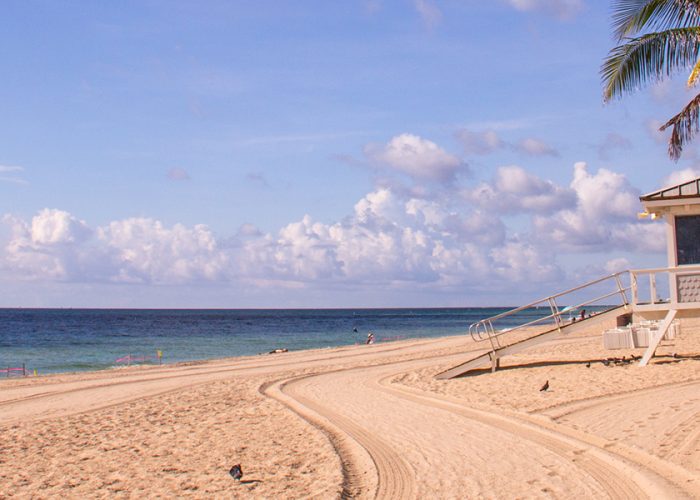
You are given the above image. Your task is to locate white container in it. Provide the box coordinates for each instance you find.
[603,327,634,349]
[632,327,650,348]
[664,319,680,340]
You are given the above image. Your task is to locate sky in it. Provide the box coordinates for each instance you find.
[1,0,699,308]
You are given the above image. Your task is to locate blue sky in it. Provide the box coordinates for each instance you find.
[1,0,698,308]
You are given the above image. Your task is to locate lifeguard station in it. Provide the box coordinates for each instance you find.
[437,177,700,379]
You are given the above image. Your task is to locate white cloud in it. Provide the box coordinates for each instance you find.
[661,167,700,188]
[505,0,584,20]
[456,130,558,157]
[364,134,464,182]
[532,162,665,252]
[414,0,442,29]
[0,164,27,184]
[30,209,91,245]
[466,165,576,214]
[0,162,668,299]
[0,165,23,173]
[455,129,504,155]
[1,210,94,280]
[99,218,228,284]
[604,257,631,274]
[516,137,558,157]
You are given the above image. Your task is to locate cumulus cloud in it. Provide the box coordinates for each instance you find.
[2,210,94,280]
[661,167,700,188]
[604,257,631,274]
[99,218,228,284]
[0,161,668,297]
[364,134,465,182]
[465,165,576,214]
[30,209,91,245]
[505,0,584,20]
[532,162,665,252]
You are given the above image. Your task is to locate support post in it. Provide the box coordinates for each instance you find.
[639,309,677,367]
[614,274,629,306]
[548,297,561,329]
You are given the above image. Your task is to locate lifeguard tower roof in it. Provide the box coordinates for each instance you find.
[640,177,700,203]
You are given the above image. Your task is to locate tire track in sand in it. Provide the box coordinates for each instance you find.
[266,352,692,499]
[379,373,697,499]
[262,373,416,499]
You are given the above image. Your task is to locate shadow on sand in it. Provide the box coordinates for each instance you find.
[455,353,700,377]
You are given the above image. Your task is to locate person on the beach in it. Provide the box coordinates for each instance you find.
[580,309,586,320]
[366,332,375,345]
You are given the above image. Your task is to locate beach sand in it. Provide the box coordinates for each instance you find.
[1,321,698,498]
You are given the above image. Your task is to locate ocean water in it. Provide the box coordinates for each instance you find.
[0,307,568,375]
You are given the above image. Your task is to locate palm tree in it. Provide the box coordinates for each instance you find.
[601,0,700,161]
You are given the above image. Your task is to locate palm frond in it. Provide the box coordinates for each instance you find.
[612,0,700,40]
[659,91,700,159]
[688,58,700,85]
[602,27,700,101]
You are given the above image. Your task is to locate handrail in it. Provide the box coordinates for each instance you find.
[472,271,629,326]
[630,264,700,275]
[469,271,630,343]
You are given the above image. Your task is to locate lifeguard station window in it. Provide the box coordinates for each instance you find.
[675,215,700,265]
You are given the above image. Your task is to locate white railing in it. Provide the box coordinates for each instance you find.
[468,272,631,348]
[630,264,700,307]
[468,265,700,350]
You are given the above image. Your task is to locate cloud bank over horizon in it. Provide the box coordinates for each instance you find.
[0,132,668,306]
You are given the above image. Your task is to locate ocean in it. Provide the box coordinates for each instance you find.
[0,307,570,375]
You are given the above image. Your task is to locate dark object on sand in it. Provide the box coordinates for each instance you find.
[229,464,243,480]
[585,362,591,368]
[269,348,288,354]
[540,380,549,392]
[602,359,611,366]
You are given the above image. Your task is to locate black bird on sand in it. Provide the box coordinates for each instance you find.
[229,464,243,481]
[585,362,591,368]
[540,380,549,392]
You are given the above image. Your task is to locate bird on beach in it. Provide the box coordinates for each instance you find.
[229,464,243,481]
[585,362,591,368]
[540,380,549,392]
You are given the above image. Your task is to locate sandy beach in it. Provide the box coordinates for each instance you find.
[1,321,698,499]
